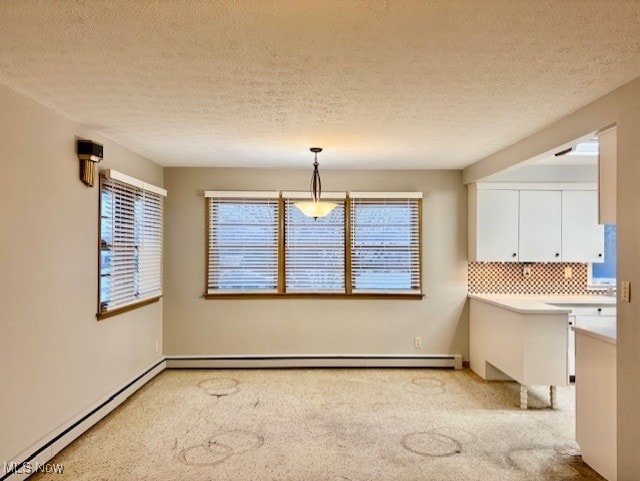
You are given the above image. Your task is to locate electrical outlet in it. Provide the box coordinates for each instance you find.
[523,265,532,277]
[564,267,572,279]
[621,281,631,303]
[414,337,422,349]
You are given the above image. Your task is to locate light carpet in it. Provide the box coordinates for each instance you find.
[31,368,604,480]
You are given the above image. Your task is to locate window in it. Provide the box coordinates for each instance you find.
[590,223,616,287]
[206,192,279,294]
[350,193,422,294]
[284,193,346,293]
[205,191,423,298]
[99,170,166,318]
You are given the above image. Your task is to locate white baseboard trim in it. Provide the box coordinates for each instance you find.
[1,359,166,481]
[2,353,462,480]
[166,354,463,370]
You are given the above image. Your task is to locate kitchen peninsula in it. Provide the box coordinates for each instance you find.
[469,294,615,409]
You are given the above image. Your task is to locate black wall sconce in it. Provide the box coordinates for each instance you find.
[77,139,103,187]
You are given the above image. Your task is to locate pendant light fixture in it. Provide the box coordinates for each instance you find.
[294,147,337,219]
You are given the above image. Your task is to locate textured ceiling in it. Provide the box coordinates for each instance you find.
[1,1,640,169]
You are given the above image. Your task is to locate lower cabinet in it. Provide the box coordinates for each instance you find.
[575,329,617,480]
[566,306,616,380]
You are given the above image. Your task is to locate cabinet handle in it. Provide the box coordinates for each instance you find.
[598,253,603,257]
[512,253,517,257]
[555,253,560,257]
[598,308,602,313]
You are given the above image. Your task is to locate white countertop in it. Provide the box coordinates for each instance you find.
[469,293,616,315]
[573,325,617,345]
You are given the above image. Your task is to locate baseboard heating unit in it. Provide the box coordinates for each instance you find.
[165,354,463,369]
[2,360,165,481]
[3,353,462,480]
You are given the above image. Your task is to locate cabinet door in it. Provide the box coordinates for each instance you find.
[562,191,604,263]
[519,190,562,262]
[574,315,616,332]
[476,190,519,262]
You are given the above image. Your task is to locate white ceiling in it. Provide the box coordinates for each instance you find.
[533,154,598,166]
[1,1,640,169]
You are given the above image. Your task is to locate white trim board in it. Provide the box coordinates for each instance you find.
[102,169,167,197]
[204,190,279,198]
[281,191,347,199]
[349,191,423,199]
[1,359,166,481]
[474,181,597,191]
[165,354,463,369]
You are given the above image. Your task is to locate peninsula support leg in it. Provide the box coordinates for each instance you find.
[520,384,528,410]
[550,385,557,409]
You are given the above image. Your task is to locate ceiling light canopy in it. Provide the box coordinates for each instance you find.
[294,147,337,220]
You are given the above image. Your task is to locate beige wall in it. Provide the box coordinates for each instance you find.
[0,84,163,463]
[464,76,640,480]
[163,168,468,358]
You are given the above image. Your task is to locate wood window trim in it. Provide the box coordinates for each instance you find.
[206,195,279,294]
[345,198,353,294]
[418,198,423,294]
[205,194,423,298]
[203,292,424,300]
[349,197,422,294]
[284,197,346,293]
[99,172,164,318]
[96,296,162,320]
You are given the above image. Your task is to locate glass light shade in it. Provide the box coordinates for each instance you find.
[294,201,338,218]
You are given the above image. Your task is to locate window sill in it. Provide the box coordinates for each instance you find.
[203,292,424,300]
[96,296,162,320]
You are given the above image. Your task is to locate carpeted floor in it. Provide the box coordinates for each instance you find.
[32,368,604,480]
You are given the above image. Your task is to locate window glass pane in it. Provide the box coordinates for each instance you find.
[591,223,616,286]
[100,276,110,311]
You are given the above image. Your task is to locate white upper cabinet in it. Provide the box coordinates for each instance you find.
[469,184,605,263]
[562,190,604,262]
[519,190,562,262]
[470,188,519,262]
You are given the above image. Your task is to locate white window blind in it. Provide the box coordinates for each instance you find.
[207,193,279,294]
[99,174,164,314]
[284,194,346,292]
[349,194,421,293]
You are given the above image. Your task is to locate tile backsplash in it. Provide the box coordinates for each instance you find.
[468,262,606,295]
